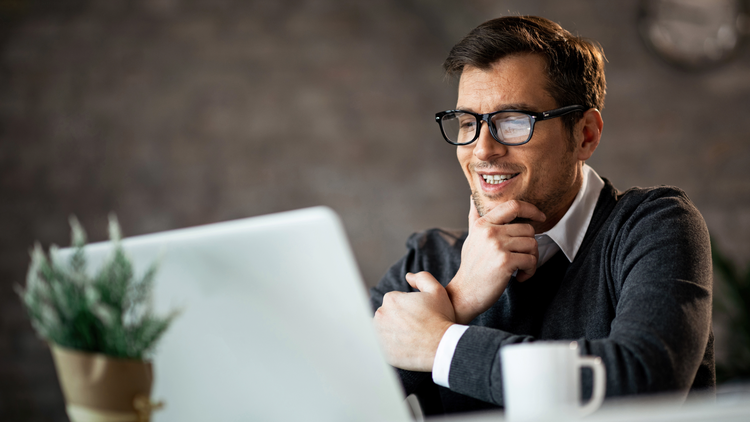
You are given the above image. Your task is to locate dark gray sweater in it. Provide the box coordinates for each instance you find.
[370,180,715,415]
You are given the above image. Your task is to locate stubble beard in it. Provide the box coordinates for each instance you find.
[469,130,581,223]
[470,162,577,224]
[469,161,526,218]
[471,190,489,217]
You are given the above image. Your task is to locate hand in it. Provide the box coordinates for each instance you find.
[373,272,456,371]
[446,199,545,324]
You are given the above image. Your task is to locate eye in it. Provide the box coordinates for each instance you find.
[459,117,476,130]
[496,116,531,141]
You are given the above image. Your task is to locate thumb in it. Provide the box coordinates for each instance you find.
[405,271,442,293]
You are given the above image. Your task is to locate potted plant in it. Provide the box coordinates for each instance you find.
[16,216,179,422]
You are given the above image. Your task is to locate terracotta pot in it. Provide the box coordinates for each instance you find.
[50,345,161,422]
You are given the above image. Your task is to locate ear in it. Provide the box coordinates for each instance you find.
[574,109,603,161]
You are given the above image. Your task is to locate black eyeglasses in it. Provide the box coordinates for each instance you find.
[434,105,585,146]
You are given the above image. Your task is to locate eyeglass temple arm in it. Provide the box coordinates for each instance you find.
[540,105,587,120]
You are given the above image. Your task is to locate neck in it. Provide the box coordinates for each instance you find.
[532,163,584,234]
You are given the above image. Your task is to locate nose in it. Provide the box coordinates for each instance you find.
[473,121,508,162]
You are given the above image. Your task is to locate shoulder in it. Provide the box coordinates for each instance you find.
[606,184,710,273]
[591,181,710,266]
[587,181,704,244]
[613,185,706,232]
[617,184,694,208]
[403,228,466,285]
[369,228,467,308]
[405,228,467,252]
[590,183,712,296]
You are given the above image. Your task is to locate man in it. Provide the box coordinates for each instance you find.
[371,16,714,415]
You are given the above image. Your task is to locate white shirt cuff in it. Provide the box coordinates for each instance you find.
[432,324,469,388]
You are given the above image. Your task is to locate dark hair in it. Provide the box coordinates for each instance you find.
[444,16,606,135]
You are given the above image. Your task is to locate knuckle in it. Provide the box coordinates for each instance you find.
[524,237,538,249]
[506,200,521,214]
[374,307,386,323]
[529,255,538,268]
[497,254,511,267]
[488,235,504,250]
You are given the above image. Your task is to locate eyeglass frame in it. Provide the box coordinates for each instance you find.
[434,105,587,146]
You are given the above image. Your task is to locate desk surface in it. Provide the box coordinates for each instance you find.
[428,385,750,422]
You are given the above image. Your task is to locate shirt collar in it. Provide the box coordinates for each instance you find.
[542,164,604,262]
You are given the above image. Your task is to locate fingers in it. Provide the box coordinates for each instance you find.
[502,222,536,238]
[511,251,538,282]
[504,236,539,254]
[516,270,535,283]
[480,200,546,226]
[372,276,456,371]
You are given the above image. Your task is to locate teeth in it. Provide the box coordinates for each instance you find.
[482,174,514,184]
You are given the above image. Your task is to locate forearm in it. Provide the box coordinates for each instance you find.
[445,244,712,405]
[446,316,711,407]
[445,269,514,325]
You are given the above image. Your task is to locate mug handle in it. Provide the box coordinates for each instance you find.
[577,356,606,417]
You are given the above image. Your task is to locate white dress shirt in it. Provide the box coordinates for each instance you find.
[432,164,605,388]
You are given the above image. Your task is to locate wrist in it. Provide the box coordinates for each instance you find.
[416,319,454,372]
[432,324,470,387]
[446,273,477,325]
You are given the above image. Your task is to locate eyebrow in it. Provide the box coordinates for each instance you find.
[454,102,540,113]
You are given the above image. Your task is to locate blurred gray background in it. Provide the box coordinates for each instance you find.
[1,0,749,420]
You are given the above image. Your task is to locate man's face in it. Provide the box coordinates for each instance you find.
[456,54,582,231]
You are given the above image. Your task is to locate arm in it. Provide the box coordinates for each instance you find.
[446,190,713,405]
[447,199,545,324]
[372,200,544,374]
[369,230,463,395]
[583,191,713,396]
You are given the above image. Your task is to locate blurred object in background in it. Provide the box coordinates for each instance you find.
[1,1,750,421]
[638,0,750,70]
[712,238,750,384]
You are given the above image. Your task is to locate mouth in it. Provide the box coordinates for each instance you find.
[480,173,520,185]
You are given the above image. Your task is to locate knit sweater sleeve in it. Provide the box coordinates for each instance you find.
[446,188,713,406]
[585,188,713,395]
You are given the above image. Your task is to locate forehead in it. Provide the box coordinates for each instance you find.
[456,54,556,112]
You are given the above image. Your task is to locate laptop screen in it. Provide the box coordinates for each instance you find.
[56,207,412,422]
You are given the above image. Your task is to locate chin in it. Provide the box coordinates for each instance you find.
[471,191,508,217]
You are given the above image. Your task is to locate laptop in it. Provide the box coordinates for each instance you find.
[56,207,414,422]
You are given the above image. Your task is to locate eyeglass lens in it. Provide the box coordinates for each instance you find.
[441,112,532,145]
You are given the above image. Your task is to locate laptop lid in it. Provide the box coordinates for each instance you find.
[55,207,412,422]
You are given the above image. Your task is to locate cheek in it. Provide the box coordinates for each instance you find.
[515,148,547,186]
[456,146,472,170]
[458,152,479,188]
[456,145,468,159]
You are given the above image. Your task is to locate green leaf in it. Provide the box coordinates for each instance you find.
[17,215,178,360]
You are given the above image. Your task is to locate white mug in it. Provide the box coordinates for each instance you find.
[501,341,606,421]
